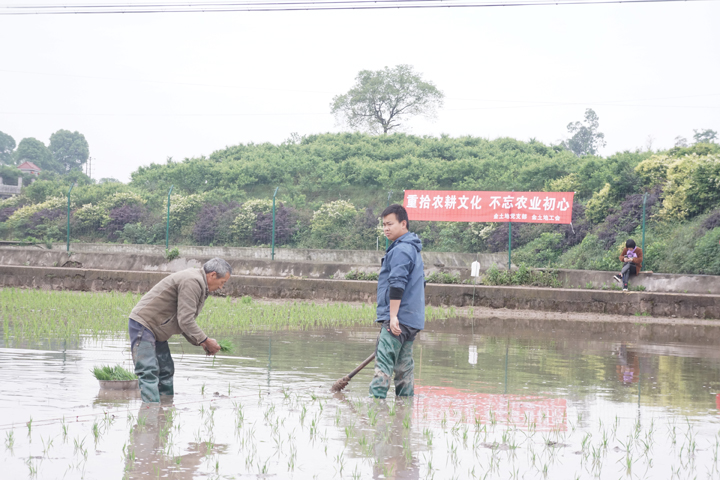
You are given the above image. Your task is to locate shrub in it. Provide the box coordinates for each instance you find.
[73,203,110,230]
[165,247,180,261]
[686,228,720,275]
[231,199,274,243]
[106,204,146,239]
[6,197,66,229]
[660,154,720,220]
[118,222,155,245]
[169,193,206,230]
[192,202,238,245]
[585,183,614,224]
[102,191,146,210]
[310,200,358,249]
[0,206,18,223]
[425,271,461,284]
[485,222,518,253]
[253,205,298,245]
[344,270,379,281]
[596,190,660,248]
[545,173,582,195]
[514,232,563,267]
[482,264,561,287]
[556,234,620,271]
[701,209,720,231]
[635,154,671,189]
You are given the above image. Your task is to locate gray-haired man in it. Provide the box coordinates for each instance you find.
[128,258,232,403]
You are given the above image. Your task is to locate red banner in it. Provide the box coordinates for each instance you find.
[403,190,574,224]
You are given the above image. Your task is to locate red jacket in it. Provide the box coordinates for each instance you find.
[619,247,643,274]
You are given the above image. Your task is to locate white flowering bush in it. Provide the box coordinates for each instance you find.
[659,154,720,220]
[310,200,358,247]
[231,199,274,242]
[0,195,23,210]
[73,203,110,229]
[6,197,66,229]
[101,191,146,210]
[168,193,206,229]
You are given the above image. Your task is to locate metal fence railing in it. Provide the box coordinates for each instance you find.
[0,185,287,258]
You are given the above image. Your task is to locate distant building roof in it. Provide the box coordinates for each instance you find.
[17,161,41,173]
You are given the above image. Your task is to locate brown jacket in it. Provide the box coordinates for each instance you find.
[619,247,643,274]
[129,268,209,345]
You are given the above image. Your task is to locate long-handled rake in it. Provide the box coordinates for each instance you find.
[330,352,376,393]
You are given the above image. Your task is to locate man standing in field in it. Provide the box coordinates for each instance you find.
[370,204,425,399]
[128,258,231,403]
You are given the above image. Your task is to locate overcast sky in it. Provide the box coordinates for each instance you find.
[1,1,718,183]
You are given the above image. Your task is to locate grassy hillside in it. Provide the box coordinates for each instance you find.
[1,133,718,274]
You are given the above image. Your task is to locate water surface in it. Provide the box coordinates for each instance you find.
[2,319,720,479]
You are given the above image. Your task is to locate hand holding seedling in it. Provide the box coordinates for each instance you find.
[201,338,221,355]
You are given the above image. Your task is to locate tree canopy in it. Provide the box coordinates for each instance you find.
[0,131,15,165]
[693,128,718,144]
[14,138,60,172]
[563,108,606,156]
[49,130,90,172]
[331,65,444,134]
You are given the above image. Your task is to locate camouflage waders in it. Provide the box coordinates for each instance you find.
[129,320,175,403]
[369,328,415,399]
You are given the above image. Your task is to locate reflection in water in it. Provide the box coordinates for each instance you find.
[124,402,228,479]
[615,343,640,384]
[335,393,420,480]
[415,386,567,432]
[370,400,420,480]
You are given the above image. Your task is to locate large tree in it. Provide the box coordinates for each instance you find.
[49,129,89,172]
[693,128,718,144]
[14,137,60,173]
[0,131,15,165]
[563,108,606,156]
[331,64,444,134]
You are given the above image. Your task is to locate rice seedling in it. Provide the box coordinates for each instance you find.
[217,339,234,353]
[0,289,453,341]
[5,430,14,450]
[39,435,53,457]
[91,365,136,381]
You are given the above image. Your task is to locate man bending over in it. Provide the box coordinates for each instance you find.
[128,258,231,403]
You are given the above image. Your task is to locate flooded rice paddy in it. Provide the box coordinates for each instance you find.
[2,292,720,479]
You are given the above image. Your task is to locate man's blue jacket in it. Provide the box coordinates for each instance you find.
[375,232,425,330]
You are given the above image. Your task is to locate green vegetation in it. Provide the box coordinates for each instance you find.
[1,131,718,274]
[217,339,234,353]
[0,288,452,341]
[482,264,562,288]
[91,365,137,381]
[344,270,379,281]
[331,65,444,134]
[165,247,180,261]
[425,271,461,284]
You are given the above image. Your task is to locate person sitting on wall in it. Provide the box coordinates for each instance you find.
[613,239,643,292]
[128,258,231,403]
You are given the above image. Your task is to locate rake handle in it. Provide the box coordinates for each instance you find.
[347,352,376,380]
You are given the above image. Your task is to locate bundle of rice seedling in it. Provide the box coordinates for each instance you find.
[217,339,234,353]
[92,365,137,381]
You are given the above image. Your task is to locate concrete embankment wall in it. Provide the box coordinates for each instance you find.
[1,244,719,295]
[45,243,508,269]
[1,265,718,320]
